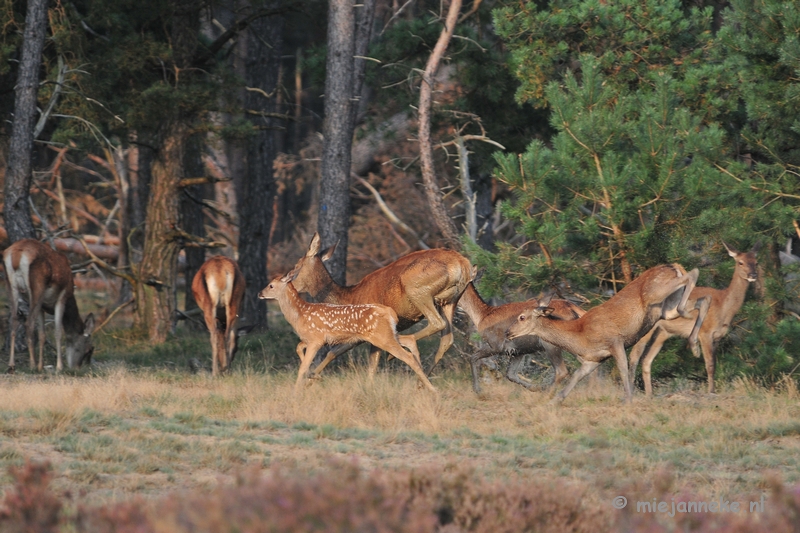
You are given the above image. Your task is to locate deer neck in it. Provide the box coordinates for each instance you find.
[458,283,493,328]
[277,283,308,328]
[303,261,347,304]
[61,295,85,334]
[718,269,751,323]
[534,316,588,354]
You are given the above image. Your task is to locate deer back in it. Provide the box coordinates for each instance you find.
[290,233,472,325]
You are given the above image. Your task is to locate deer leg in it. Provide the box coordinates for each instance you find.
[505,353,535,390]
[308,342,358,379]
[203,308,220,377]
[379,338,437,392]
[296,342,321,391]
[366,345,381,379]
[430,302,457,373]
[699,333,716,394]
[553,360,601,404]
[407,298,449,368]
[6,283,20,373]
[468,346,496,394]
[543,343,569,389]
[677,268,700,319]
[639,328,670,397]
[25,302,42,372]
[610,341,633,403]
[37,311,47,372]
[224,304,238,370]
[628,324,660,393]
[687,296,710,357]
[398,335,421,363]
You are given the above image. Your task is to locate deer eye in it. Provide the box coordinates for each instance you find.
[519,315,526,322]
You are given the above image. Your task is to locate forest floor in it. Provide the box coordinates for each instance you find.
[0,304,799,524]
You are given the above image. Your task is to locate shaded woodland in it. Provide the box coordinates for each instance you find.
[1,0,799,384]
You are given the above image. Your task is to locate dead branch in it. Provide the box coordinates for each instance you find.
[354,175,430,250]
[32,186,102,226]
[418,0,463,247]
[94,298,134,335]
[178,176,232,188]
[74,234,137,286]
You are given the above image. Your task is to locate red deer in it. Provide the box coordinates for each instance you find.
[506,264,704,404]
[4,239,95,373]
[258,271,436,392]
[191,256,246,376]
[629,243,759,396]
[458,281,585,394]
[287,233,471,383]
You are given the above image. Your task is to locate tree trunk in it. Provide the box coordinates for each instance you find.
[237,8,284,330]
[3,0,49,243]
[351,0,376,126]
[319,0,356,284]
[134,0,199,341]
[181,132,206,315]
[418,0,462,248]
[135,123,187,341]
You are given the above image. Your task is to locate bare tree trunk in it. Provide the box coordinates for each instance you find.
[181,133,206,314]
[418,0,461,248]
[135,123,186,341]
[135,0,199,341]
[351,0,376,126]
[319,0,356,284]
[238,7,284,330]
[3,0,49,243]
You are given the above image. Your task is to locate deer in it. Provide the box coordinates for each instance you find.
[628,242,760,396]
[458,281,585,394]
[506,263,706,404]
[258,271,436,392]
[191,256,247,376]
[3,238,95,373]
[286,232,471,384]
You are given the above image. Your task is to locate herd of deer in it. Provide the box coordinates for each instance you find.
[2,234,761,404]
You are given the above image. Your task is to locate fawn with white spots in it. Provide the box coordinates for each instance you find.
[259,270,436,392]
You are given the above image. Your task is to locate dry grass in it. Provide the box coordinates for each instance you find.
[1,362,799,513]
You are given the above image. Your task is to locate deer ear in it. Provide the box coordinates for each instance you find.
[321,242,337,262]
[472,267,483,284]
[83,314,95,336]
[722,241,738,258]
[307,233,321,257]
[538,293,554,307]
[751,240,763,254]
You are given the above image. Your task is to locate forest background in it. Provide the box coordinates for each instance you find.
[1,0,799,388]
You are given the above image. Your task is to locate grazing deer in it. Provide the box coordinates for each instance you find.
[629,242,760,396]
[3,239,95,373]
[191,256,246,376]
[287,232,471,382]
[458,281,585,394]
[258,271,436,392]
[506,264,704,404]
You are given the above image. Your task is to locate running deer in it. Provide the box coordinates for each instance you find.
[258,271,436,392]
[287,233,471,382]
[506,264,705,404]
[4,239,95,373]
[191,256,247,376]
[458,281,585,394]
[628,242,760,396]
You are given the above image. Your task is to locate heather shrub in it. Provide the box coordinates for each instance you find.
[3,459,800,532]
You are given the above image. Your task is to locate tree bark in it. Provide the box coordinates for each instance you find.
[3,0,49,243]
[418,0,462,248]
[181,132,206,315]
[135,123,187,341]
[351,0,376,126]
[134,0,199,341]
[319,0,356,284]
[238,8,283,329]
